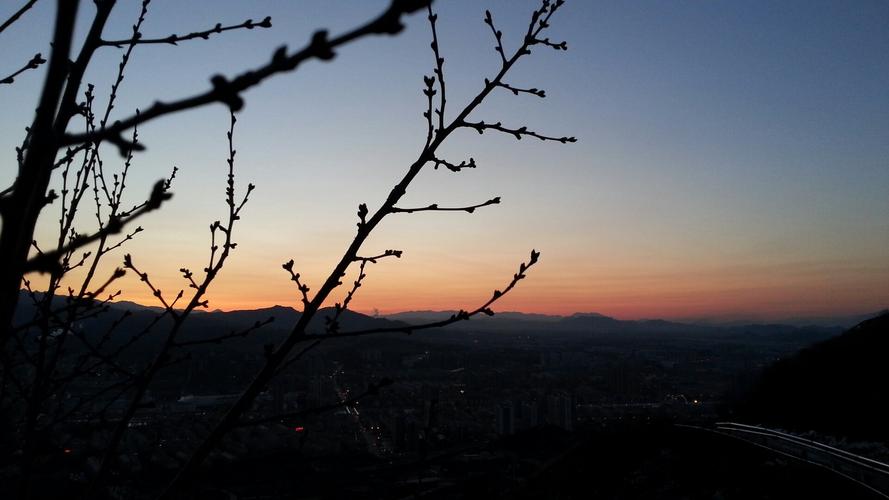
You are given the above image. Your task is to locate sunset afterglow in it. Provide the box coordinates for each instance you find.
[3,0,887,322]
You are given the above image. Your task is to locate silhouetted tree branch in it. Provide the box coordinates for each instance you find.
[99,16,272,47]
[496,81,546,98]
[173,317,275,348]
[461,119,576,143]
[0,1,576,498]
[0,53,45,85]
[325,250,541,339]
[0,0,432,354]
[161,2,573,495]
[391,196,501,214]
[87,110,256,493]
[0,0,38,35]
[432,156,477,172]
[60,0,433,152]
[23,179,173,274]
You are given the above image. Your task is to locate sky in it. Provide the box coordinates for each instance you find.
[1,0,887,321]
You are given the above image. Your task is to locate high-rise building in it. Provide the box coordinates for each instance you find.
[546,393,574,431]
[496,401,515,436]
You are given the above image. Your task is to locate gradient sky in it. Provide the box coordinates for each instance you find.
[2,0,888,321]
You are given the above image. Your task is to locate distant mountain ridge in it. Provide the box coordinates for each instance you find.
[384,309,884,331]
[14,291,881,343]
[12,292,407,349]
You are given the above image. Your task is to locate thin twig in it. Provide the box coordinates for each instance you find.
[24,181,173,273]
[496,81,545,98]
[391,197,500,214]
[432,156,476,172]
[0,53,45,85]
[461,120,576,143]
[100,17,272,47]
[0,0,38,35]
[61,0,433,153]
[174,317,274,347]
[323,250,540,339]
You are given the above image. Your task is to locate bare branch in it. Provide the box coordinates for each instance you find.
[52,143,90,170]
[496,81,546,98]
[422,74,436,148]
[118,166,177,218]
[461,120,576,143]
[530,36,568,51]
[0,0,38,35]
[174,317,274,347]
[102,225,144,255]
[89,110,255,489]
[391,196,501,214]
[24,180,173,274]
[324,249,541,339]
[70,330,137,381]
[61,0,433,151]
[0,53,45,85]
[432,156,476,172]
[325,260,370,334]
[87,267,127,301]
[327,249,402,333]
[100,16,272,47]
[123,254,178,313]
[281,259,311,309]
[274,338,323,377]
[427,5,446,132]
[484,10,508,66]
[354,249,403,263]
[158,1,572,493]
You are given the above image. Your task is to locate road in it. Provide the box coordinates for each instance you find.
[679,421,889,499]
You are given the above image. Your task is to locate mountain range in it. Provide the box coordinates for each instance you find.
[16,291,883,347]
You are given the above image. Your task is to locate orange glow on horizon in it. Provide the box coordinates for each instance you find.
[25,237,889,323]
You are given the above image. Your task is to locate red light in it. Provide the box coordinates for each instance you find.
[294,426,305,432]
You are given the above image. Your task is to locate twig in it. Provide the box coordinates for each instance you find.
[427,4,446,132]
[432,156,476,172]
[282,260,311,308]
[174,317,274,347]
[354,249,403,263]
[274,339,323,377]
[391,197,500,214]
[159,1,571,493]
[496,81,545,98]
[0,0,38,35]
[61,0,433,152]
[0,53,45,85]
[327,248,402,333]
[123,254,179,314]
[24,180,173,273]
[483,10,507,66]
[461,120,576,143]
[326,250,540,339]
[100,17,272,47]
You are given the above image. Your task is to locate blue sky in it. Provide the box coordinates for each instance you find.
[2,1,887,320]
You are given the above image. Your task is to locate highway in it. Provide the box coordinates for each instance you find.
[679,422,889,499]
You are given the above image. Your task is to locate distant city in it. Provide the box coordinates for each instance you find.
[15,294,886,497]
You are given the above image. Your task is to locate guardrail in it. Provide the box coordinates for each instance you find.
[677,422,889,499]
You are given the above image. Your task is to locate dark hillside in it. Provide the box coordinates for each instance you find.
[738,312,889,441]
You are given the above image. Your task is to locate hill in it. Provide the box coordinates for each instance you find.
[737,311,889,440]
